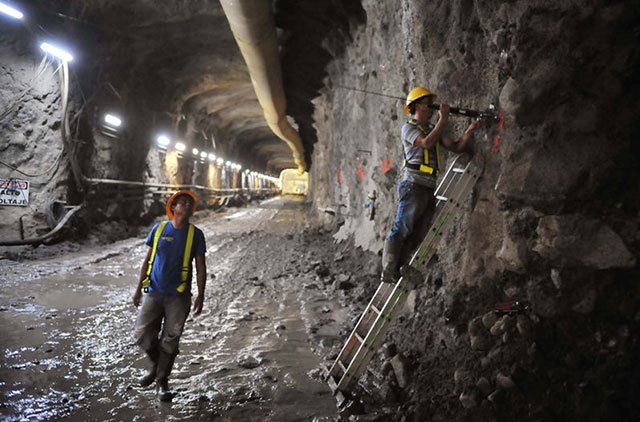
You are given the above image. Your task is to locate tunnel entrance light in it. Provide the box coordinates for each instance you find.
[104,113,122,128]
[156,135,170,147]
[40,42,73,62]
[175,142,186,152]
[0,2,23,19]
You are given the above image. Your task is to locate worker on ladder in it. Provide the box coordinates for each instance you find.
[131,190,207,401]
[381,87,480,283]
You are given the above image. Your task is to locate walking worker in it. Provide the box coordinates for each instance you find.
[131,190,207,401]
[381,87,480,283]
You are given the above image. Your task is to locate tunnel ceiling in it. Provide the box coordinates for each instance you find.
[25,0,305,175]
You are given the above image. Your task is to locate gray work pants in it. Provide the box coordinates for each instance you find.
[134,292,191,356]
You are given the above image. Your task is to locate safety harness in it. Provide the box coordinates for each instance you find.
[404,119,440,176]
[142,221,195,293]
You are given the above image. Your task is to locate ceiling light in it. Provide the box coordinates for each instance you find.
[0,2,23,19]
[226,161,232,167]
[208,153,216,161]
[235,164,242,170]
[175,142,186,151]
[40,42,73,62]
[216,158,224,165]
[192,148,199,155]
[104,113,121,128]
[156,135,170,147]
[200,151,207,159]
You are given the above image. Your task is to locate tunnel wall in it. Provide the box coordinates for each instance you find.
[309,0,640,419]
[0,25,73,241]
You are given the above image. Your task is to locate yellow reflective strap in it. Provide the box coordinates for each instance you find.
[177,224,195,293]
[144,221,169,291]
[408,119,439,176]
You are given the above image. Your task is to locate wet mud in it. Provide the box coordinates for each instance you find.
[0,196,381,421]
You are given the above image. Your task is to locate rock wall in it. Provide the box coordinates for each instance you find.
[308,0,640,420]
[0,25,72,241]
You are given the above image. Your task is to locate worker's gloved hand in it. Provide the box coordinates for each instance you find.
[400,265,423,285]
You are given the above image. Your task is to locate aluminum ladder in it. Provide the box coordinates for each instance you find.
[325,153,484,404]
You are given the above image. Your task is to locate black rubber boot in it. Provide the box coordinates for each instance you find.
[400,264,424,286]
[156,352,176,402]
[381,239,401,283]
[138,350,158,387]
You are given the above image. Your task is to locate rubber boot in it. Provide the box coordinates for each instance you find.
[400,264,424,287]
[138,350,158,387]
[156,351,177,402]
[381,239,401,284]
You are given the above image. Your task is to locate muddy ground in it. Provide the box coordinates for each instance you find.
[0,196,397,422]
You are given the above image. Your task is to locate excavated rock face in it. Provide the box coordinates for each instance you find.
[0,24,71,241]
[291,0,639,420]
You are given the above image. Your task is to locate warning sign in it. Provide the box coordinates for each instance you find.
[0,179,29,206]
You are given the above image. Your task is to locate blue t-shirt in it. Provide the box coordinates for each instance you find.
[145,221,206,294]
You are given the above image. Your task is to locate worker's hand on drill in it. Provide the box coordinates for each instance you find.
[132,288,142,307]
[467,119,481,133]
[193,294,204,315]
[438,103,450,121]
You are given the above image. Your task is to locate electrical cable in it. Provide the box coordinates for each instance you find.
[334,84,404,100]
[0,150,64,178]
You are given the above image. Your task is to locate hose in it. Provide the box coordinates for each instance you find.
[0,204,82,246]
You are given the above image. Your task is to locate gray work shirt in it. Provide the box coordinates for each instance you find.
[400,120,441,189]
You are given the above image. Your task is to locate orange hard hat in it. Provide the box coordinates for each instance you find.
[166,190,198,219]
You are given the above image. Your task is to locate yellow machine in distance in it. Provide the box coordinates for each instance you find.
[280,169,308,195]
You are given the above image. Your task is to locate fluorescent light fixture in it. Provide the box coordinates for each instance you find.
[216,158,224,165]
[40,42,73,62]
[208,153,216,161]
[0,2,23,19]
[104,114,122,127]
[175,142,186,151]
[157,135,170,147]
[200,151,207,159]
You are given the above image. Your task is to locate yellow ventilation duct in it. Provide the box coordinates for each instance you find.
[220,0,306,174]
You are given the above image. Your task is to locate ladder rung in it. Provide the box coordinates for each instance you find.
[371,305,381,315]
[354,332,364,344]
[435,195,448,201]
[327,374,338,392]
[452,168,465,173]
[338,360,347,372]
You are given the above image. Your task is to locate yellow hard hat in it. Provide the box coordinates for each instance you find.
[404,87,436,114]
[166,190,198,219]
